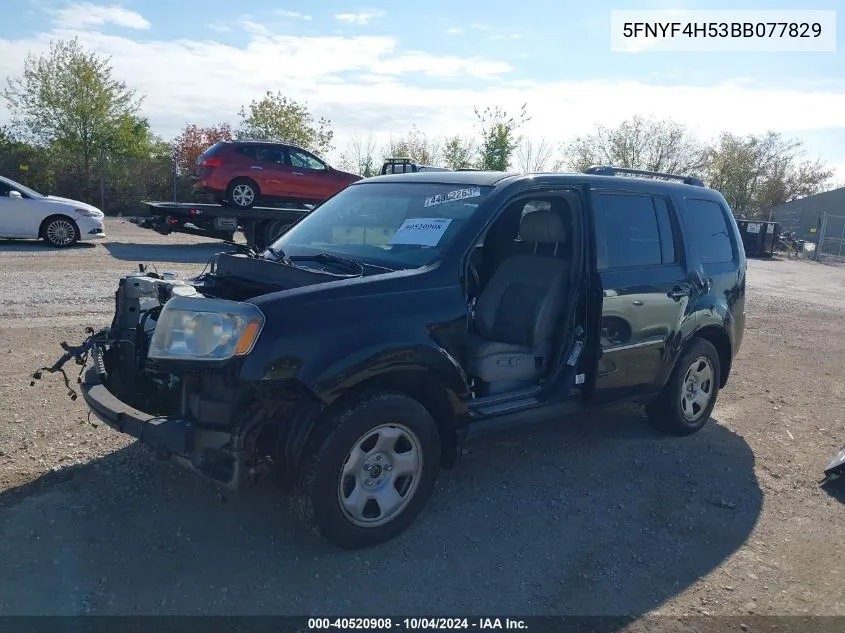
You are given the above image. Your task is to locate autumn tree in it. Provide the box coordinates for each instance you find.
[237,91,334,156]
[172,122,234,175]
[516,137,554,173]
[2,37,146,200]
[474,103,529,171]
[706,131,834,218]
[337,133,380,177]
[441,135,476,170]
[560,115,709,176]
[383,125,441,166]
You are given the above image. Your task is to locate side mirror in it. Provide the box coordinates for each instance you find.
[9,190,22,199]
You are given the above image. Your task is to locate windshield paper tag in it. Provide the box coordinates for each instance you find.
[424,187,481,208]
[389,218,452,247]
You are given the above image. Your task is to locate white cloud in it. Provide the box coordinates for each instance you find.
[50,3,150,31]
[206,23,232,33]
[0,20,843,179]
[446,28,462,35]
[334,10,385,25]
[275,10,312,21]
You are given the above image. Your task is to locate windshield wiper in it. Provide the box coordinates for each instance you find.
[288,253,365,276]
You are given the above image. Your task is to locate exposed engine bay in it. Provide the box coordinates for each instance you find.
[29,250,347,488]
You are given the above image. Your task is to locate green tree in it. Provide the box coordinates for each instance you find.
[706,131,833,218]
[237,91,334,156]
[474,103,529,171]
[0,126,53,193]
[3,37,144,200]
[441,135,476,170]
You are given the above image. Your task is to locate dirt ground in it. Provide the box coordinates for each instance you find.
[0,219,843,619]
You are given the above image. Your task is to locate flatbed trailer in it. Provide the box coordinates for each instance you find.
[138,201,313,250]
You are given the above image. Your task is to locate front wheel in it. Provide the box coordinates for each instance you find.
[41,216,79,248]
[290,390,441,549]
[646,338,721,436]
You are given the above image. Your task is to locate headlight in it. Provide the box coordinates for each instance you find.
[147,296,265,362]
[75,208,102,218]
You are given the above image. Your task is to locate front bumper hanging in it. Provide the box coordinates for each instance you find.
[31,327,194,459]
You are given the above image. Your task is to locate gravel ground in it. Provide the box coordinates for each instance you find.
[0,219,843,619]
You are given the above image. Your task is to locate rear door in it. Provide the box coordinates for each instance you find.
[589,189,697,403]
[285,147,333,199]
[236,145,290,197]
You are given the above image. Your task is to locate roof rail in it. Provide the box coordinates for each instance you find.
[584,165,704,187]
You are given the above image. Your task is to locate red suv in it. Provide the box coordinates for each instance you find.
[192,140,362,209]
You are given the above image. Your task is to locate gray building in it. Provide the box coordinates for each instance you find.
[767,187,845,247]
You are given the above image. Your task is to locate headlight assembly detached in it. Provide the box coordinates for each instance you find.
[147,296,265,361]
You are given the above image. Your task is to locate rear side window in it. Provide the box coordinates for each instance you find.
[593,192,676,270]
[683,199,735,263]
[238,146,285,164]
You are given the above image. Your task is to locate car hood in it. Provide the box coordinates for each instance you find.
[45,195,104,216]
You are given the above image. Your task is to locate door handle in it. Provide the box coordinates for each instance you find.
[292,172,304,176]
[667,283,692,300]
[250,165,263,170]
[632,300,644,306]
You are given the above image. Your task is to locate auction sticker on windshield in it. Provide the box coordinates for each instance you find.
[389,218,452,246]
[424,187,481,208]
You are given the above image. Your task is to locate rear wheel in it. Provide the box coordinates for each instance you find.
[646,338,721,436]
[227,178,259,209]
[41,216,79,248]
[290,390,441,550]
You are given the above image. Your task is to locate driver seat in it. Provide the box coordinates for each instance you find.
[465,204,571,395]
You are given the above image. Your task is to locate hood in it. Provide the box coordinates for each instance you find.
[45,195,104,215]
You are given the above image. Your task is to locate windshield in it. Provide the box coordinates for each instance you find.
[269,181,493,268]
[0,176,43,198]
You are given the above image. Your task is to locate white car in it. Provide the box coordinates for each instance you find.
[0,175,106,247]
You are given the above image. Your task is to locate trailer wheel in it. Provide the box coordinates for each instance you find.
[227,178,259,209]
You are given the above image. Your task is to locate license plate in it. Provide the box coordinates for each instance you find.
[214,217,238,230]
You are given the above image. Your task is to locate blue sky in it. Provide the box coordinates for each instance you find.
[1,0,843,176]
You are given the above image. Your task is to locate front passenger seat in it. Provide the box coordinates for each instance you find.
[466,206,571,395]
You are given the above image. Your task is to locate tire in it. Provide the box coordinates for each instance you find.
[646,338,721,436]
[227,178,259,209]
[290,390,441,550]
[41,216,80,248]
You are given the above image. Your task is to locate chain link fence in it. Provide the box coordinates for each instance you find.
[814,212,845,264]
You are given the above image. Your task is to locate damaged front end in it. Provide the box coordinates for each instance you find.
[33,260,323,491]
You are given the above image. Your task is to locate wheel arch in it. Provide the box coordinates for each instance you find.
[293,369,460,472]
[228,176,261,196]
[692,325,732,388]
[39,214,80,241]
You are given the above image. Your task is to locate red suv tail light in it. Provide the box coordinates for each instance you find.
[204,157,223,168]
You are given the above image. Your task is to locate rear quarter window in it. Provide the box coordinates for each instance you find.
[683,198,735,264]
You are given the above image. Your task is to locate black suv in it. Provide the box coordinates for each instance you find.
[48,165,746,549]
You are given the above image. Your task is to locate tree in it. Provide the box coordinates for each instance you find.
[559,115,709,176]
[706,131,834,218]
[383,125,441,166]
[3,37,144,197]
[237,91,334,156]
[516,137,554,173]
[474,103,529,171]
[173,122,234,175]
[337,133,380,177]
[441,135,476,170]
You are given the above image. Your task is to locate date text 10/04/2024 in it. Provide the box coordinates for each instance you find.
[307,618,529,630]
